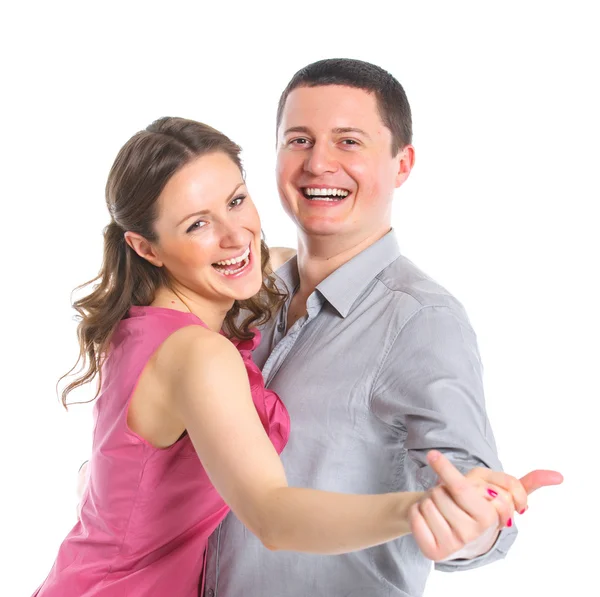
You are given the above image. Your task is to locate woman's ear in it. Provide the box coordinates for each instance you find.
[124,231,163,267]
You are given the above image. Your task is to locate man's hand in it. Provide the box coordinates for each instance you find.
[466,465,564,518]
[409,451,563,562]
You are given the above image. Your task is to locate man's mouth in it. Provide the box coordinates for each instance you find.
[301,187,350,202]
[212,246,251,276]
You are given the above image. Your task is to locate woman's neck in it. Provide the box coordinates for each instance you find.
[151,286,231,332]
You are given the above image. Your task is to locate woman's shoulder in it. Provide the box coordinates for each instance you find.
[158,324,244,380]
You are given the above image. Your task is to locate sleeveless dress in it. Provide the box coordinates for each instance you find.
[32,306,290,597]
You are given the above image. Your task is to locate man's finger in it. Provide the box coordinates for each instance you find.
[519,470,563,495]
[427,450,467,488]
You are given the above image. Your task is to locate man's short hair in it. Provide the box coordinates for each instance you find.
[277,58,412,155]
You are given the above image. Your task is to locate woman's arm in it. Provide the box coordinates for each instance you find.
[165,326,478,555]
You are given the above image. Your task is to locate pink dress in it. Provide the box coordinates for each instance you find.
[33,306,290,597]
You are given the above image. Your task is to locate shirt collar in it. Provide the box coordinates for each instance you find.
[274,253,300,297]
[275,230,401,318]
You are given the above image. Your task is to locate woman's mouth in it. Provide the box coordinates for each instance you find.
[212,246,252,277]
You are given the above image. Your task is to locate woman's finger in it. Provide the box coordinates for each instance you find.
[472,469,526,514]
[482,483,513,527]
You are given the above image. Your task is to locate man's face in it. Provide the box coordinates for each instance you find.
[276,85,413,245]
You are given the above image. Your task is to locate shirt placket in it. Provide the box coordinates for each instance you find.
[262,291,324,386]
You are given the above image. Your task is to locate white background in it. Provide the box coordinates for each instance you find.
[1,1,597,595]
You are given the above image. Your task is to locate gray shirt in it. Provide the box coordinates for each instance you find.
[203,231,517,597]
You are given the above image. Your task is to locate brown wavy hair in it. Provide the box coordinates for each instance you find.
[60,117,286,408]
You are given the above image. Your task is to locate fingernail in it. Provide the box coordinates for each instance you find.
[519,507,527,515]
[507,518,513,527]
[487,489,498,498]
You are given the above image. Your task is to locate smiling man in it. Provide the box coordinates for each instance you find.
[200,58,523,597]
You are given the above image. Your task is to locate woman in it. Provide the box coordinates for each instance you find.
[33,117,525,596]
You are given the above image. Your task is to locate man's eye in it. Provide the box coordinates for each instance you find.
[341,139,359,145]
[230,194,246,208]
[290,138,310,146]
[186,220,207,233]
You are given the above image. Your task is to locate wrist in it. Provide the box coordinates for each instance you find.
[393,491,425,535]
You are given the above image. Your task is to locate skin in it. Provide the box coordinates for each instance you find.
[275,84,563,557]
[269,246,297,270]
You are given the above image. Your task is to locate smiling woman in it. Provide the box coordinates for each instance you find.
[60,118,285,407]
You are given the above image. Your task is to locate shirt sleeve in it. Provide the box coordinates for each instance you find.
[370,304,517,571]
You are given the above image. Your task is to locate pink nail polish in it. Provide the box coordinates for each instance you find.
[519,507,527,515]
[507,518,513,527]
[487,489,498,498]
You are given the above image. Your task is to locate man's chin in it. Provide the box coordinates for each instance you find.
[298,220,350,238]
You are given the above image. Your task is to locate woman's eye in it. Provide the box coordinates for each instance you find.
[186,220,206,233]
[229,194,246,208]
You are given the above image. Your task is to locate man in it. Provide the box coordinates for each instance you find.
[201,58,550,597]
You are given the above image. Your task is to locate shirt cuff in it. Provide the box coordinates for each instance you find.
[434,524,518,572]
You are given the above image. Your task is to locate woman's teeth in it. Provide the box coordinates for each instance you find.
[212,247,251,276]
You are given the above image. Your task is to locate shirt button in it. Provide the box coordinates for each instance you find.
[277,322,285,332]
[207,590,215,597]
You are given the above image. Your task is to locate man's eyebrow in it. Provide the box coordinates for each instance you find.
[332,127,371,140]
[283,126,311,136]
[282,126,372,140]
[176,182,245,226]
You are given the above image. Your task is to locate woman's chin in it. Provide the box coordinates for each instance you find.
[235,280,263,302]
[217,276,262,303]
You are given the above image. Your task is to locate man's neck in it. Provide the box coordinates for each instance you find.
[295,227,391,299]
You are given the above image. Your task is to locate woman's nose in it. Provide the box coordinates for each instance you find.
[218,220,248,249]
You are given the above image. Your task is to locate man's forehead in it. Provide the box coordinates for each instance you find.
[280,85,383,130]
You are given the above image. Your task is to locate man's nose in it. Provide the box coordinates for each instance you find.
[304,141,338,176]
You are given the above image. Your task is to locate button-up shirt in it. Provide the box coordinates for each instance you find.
[203,230,517,597]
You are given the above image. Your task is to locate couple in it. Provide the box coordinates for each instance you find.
[34,59,562,597]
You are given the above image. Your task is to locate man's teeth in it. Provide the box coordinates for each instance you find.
[303,187,349,200]
[214,247,250,267]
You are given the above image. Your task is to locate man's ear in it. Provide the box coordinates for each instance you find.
[124,231,163,267]
[395,145,415,188]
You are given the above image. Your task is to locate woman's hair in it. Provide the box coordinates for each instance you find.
[60,117,286,408]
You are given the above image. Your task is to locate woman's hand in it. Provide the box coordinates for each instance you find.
[410,451,563,561]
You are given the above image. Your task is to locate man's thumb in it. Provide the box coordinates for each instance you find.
[520,469,564,495]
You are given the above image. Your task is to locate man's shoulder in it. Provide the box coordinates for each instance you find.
[375,255,465,313]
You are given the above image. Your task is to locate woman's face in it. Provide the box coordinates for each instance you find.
[147,151,263,307]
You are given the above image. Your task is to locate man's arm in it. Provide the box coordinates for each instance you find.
[371,303,517,570]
